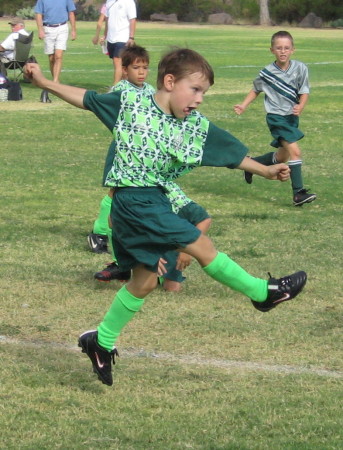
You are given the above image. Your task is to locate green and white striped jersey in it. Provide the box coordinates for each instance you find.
[253,60,310,115]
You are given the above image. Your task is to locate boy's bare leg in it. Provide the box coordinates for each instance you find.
[126,265,158,298]
[163,279,183,292]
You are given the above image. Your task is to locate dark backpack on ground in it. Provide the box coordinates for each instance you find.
[7,81,23,101]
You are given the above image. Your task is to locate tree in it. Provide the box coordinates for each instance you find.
[259,0,271,25]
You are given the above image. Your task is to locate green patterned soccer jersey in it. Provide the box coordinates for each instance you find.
[108,82,192,213]
[84,89,248,190]
[113,80,155,96]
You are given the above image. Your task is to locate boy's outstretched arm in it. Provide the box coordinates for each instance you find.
[238,156,290,181]
[234,89,259,115]
[24,63,87,109]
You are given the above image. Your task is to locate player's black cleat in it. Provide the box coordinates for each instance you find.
[94,262,131,282]
[251,271,307,312]
[78,330,118,386]
[87,232,109,254]
[244,170,253,184]
[293,189,316,206]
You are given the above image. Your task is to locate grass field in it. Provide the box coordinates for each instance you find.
[1,21,342,449]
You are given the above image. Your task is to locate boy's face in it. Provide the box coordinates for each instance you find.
[168,72,210,119]
[270,37,294,67]
[122,58,149,87]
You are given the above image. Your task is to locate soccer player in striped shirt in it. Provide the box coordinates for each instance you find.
[234,30,316,206]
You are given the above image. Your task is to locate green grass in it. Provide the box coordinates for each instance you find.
[1,21,342,449]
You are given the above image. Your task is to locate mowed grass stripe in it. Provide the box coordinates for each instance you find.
[1,336,342,379]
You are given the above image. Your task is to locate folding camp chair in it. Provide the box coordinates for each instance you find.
[4,31,34,81]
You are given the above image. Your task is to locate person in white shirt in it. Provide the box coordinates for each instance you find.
[0,18,29,64]
[104,0,137,88]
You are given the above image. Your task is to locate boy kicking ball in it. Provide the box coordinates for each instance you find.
[25,48,307,386]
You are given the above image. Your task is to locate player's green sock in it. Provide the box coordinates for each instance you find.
[252,151,276,166]
[202,252,268,302]
[97,285,144,351]
[93,194,112,236]
[288,160,303,194]
[107,228,117,263]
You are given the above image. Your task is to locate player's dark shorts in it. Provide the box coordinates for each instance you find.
[266,113,304,148]
[163,202,211,282]
[110,187,201,272]
[107,42,126,59]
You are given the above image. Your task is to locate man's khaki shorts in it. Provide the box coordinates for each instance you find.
[44,23,69,54]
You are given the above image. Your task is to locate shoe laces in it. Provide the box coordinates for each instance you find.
[296,188,312,195]
[268,272,291,293]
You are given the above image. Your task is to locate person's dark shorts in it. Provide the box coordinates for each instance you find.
[163,201,211,282]
[110,187,201,272]
[107,42,126,59]
[266,113,304,148]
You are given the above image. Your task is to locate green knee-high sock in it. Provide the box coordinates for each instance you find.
[97,285,144,351]
[252,151,276,166]
[288,160,303,194]
[93,194,112,236]
[203,252,268,302]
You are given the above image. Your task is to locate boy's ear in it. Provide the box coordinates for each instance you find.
[164,74,175,91]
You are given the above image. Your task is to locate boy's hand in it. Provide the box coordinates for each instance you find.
[266,163,290,181]
[176,252,192,271]
[293,104,304,116]
[238,157,289,181]
[157,258,168,276]
[233,104,245,115]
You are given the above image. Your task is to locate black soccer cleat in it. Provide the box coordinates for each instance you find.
[251,271,307,312]
[78,330,118,386]
[94,262,131,282]
[244,170,253,184]
[293,189,316,206]
[87,232,109,254]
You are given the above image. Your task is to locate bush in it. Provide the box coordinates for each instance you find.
[269,0,343,24]
[137,0,232,22]
[331,18,343,27]
[1,0,32,16]
[16,7,35,20]
[75,0,100,21]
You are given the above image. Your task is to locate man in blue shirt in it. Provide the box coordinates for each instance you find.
[35,0,77,101]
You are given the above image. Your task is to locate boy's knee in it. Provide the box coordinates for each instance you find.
[127,277,157,298]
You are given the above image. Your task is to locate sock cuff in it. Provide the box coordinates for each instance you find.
[202,252,226,276]
[117,285,144,312]
[288,160,302,166]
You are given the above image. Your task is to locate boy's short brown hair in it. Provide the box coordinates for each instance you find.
[157,48,214,89]
[120,45,150,67]
[271,30,294,47]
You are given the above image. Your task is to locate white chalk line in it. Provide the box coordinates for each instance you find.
[1,335,342,379]
[38,60,343,74]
